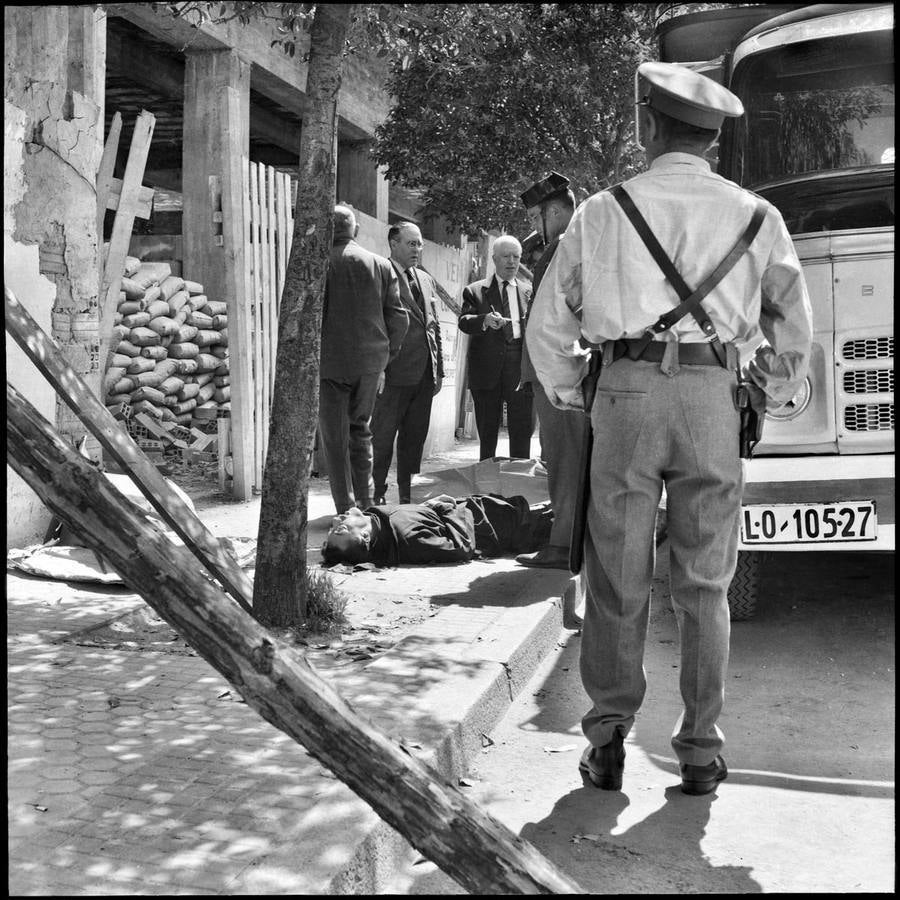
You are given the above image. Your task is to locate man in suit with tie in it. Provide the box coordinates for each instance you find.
[371,221,445,504]
[319,204,408,514]
[458,235,534,460]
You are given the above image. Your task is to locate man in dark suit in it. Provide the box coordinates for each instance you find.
[371,221,445,504]
[319,204,408,514]
[458,235,534,460]
[516,172,584,570]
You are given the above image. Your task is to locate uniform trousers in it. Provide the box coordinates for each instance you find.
[318,373,380,513]
[579,356,743,767]
[533,381,586,551]
[371,372,435,502]
[470,342,534,460]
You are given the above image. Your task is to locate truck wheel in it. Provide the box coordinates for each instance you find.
[728,551,760,621]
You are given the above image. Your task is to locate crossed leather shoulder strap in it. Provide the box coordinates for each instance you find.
[611,184,768,366]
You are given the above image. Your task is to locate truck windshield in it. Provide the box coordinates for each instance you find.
[729,30,894,188]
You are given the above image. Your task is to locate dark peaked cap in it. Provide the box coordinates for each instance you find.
[521,171,570,208]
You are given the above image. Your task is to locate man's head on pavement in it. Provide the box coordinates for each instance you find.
[322,506,373,565]
[333,204,358,240]
[492,235,522,284]
[388,221,424,271]
[635,61,743,164]
[521,172,575,244]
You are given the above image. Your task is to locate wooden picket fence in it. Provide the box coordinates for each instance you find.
[240,158,295,490]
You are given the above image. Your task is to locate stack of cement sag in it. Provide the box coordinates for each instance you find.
[104,256,231,429]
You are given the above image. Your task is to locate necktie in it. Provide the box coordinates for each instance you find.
[500,281,512,340]
[406,269,424,313]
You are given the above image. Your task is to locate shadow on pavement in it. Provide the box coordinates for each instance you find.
[430,565,568,608]
[520,785,761,894]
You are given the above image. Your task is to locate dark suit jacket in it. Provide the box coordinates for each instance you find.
[384,261,445,387]
[458,274,532,390]
[321,238,408,380]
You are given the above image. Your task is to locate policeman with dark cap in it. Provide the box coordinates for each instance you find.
[528,62,812,795]
[515,171,584,570]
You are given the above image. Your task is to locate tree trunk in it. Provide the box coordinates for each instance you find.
[253,3,354,627]
[7,382,585,895]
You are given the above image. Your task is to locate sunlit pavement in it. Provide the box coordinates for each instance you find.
[9,434,578,894]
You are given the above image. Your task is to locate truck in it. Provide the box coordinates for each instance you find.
[654,3,894,617]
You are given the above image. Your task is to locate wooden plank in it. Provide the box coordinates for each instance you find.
[219,87,253,501]
[7,393,585,896]
[275,170,288,314]
[106,179,154,218]
[5,286,254,614]
[266,165,279,418]
[98,110,156,373]
[217,417,230,492]
[249,161,265,489]
[96,111,122,250]
[258,165,272,466]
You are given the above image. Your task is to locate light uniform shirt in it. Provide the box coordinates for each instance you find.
[526,152,813,410]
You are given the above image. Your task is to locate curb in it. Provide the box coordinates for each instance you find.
[325,590,567,894]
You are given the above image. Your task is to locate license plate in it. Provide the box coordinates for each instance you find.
[741,501,877,544]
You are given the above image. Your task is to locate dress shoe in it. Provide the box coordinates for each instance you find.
[578,735,625,791]
[516,545,569,570]
[373,495,386,506]
[680,755,728,795]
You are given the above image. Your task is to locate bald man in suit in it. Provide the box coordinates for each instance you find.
[319,204,408,514]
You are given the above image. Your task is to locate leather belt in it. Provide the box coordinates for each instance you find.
[612,338,725,367]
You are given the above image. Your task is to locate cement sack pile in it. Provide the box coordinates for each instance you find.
[103,255,231,428]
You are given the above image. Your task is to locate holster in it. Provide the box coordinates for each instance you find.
[569,346,603,574]
[735,380,766,459]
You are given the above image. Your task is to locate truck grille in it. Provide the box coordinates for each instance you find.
[844,403,894,432]
[839,334,894,436]
[843,369,894,394]
[842,337,894,360]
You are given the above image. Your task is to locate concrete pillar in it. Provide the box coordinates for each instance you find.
[182,49,253,499]
[182,49,250,292]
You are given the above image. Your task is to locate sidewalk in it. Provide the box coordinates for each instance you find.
[8,437,576,895]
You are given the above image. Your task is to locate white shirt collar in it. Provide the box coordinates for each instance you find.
[648,152,712,173]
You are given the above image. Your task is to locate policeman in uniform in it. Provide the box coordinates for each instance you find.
[516,172,585,570]
[527,62,813,795]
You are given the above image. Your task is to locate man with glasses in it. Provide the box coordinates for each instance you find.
[371,221,444,505]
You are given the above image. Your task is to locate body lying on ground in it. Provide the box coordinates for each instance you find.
[321,493,553,567]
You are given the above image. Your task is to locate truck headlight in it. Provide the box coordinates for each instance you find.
[766,377,811,421]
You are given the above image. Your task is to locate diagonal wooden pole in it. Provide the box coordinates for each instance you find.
[5,285,255,615]
[6,382,586,895]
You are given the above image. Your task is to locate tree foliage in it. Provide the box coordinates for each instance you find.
[371,3,658,235]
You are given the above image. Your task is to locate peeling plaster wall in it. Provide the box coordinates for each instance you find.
[5,6,105,549]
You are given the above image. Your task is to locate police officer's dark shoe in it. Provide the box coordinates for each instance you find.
[680,755,728,795]
[578,735,625,791]
[516,545,569,569]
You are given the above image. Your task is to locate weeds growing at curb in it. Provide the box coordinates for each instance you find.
[298,567,348,636]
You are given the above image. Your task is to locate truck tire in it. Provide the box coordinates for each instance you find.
[728,551,760,621]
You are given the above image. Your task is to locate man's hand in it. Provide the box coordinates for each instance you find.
[377,371,386,395]
[483,310,506,331]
